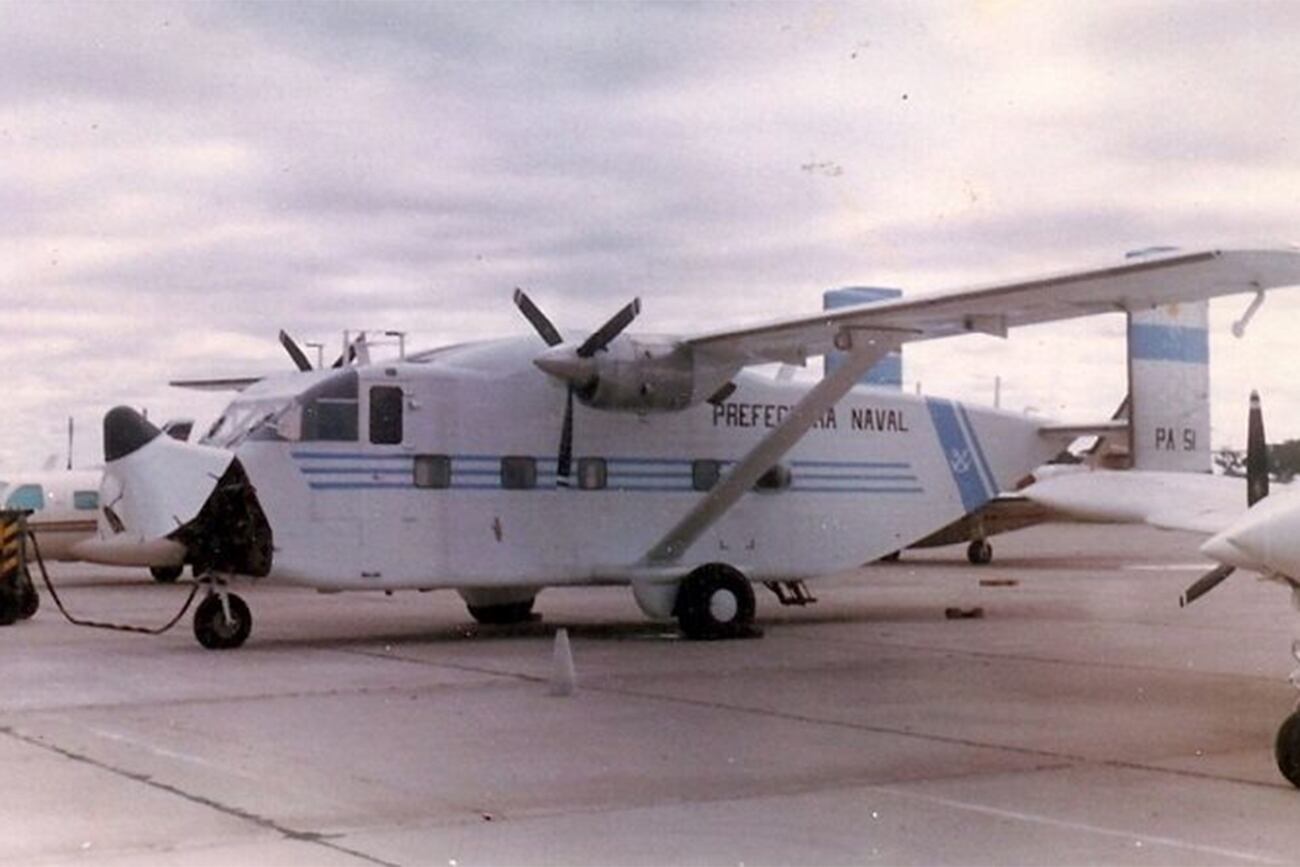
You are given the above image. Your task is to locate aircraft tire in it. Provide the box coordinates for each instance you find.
[677,564,756,641]
[967,540,993,565]
[1275,710,1300,788]
[467,597,536,625]
[193,592,252,650]
[151,565,184,584]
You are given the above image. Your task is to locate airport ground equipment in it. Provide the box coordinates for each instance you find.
[0,509,39,624]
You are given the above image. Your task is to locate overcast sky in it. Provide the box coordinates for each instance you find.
[4,1,1300,470]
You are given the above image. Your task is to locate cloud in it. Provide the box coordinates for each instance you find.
[1,1,1299,471]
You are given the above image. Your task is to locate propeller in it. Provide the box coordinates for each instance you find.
[279,330,314,371]
[513,289,641,484]
[1181,390,1268,607]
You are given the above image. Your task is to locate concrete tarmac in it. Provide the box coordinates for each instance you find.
[4,523,1300,866]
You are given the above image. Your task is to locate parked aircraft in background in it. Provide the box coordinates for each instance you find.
[82,247,1300,655]
[1173,391,1300,788]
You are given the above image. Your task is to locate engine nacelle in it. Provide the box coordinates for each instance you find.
[578,337,697,412]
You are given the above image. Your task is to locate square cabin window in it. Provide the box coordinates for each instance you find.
[577,458,607,490]
[73,490,100,510]
[414,455,451,489]
[692,459,721,492]
[501,456,537,490]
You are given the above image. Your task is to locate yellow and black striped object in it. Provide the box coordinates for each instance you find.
[0,511,25,586]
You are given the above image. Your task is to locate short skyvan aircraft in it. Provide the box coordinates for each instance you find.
[92,247,1300,650]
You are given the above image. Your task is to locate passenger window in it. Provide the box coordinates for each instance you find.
[501,457,537,490]
[369,386,404,445]
[6,484,45,511]
[301,370,359,442]
[692,460,721,492]
[578,458,607,490]
[73,490,99,510]
[414,455,451,489]
[753,464,792,493]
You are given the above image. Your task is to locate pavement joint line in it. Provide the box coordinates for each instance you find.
[866,783,1285,864]
[779,631,1293,685]
[0,724,404,867]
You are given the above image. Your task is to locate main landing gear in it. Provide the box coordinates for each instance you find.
[676,563,759,640]
[966,539,993,565]
[193,587,251,650]
[151,565,184,584]
[467,597,537,625]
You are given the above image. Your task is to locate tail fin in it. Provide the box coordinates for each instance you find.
[823,286,903,387]
[1127,300,1210,472]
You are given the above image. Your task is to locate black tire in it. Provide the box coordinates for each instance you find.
[0,584,18,627]
[1275,710,1300,788]
[967,540,993,565]
[193,592,252,650]
[151,565,184,584]
[17,575,38,620]
[467,597,536,625]
[676,564,756,640]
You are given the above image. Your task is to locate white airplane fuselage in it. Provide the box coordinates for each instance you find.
[212,338,1058,593]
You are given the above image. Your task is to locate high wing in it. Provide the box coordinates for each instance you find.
[637,247,1300,567]
[684,248,1300,367]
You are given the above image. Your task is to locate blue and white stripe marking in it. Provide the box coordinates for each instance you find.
[924,398,998,512]
[291,451,925,495]
[1127,323,1209,364]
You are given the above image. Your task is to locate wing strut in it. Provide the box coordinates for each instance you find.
[640,328,906,565]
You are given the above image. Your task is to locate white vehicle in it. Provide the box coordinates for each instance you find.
[88,247,1300,653]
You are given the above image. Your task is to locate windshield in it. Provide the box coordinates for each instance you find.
[201,398,295,448]
[201,368,360,448]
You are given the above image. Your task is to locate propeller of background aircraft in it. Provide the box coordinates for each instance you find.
[279,330,313,372]
[513,289,641,483]
[1180,390,1268,607]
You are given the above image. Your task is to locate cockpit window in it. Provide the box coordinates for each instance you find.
[300,370,359,442]
[6,484,45,511]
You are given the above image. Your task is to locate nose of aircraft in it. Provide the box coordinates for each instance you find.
[1200,493,1300,579]
[99,406,273,577]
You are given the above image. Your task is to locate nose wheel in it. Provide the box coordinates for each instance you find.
[193,591,251,650]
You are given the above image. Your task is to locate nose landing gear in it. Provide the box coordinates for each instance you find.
[193,587,251,650]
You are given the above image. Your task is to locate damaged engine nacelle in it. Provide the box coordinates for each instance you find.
[577,338,697,412]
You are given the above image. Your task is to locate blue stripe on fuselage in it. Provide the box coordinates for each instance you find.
[925,398,992,512]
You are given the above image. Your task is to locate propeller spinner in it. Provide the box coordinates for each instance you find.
[513,289,641,484]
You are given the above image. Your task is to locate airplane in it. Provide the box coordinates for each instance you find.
[76,247,1300,652]
[1176,391,1300,788]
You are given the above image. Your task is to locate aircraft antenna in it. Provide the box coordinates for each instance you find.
[66,416,73,470]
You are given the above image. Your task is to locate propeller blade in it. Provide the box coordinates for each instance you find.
[1247,390,1269,507]
[514,288,564,347]
[577,298,641,358]
[557,385,575,485]
[279,330,314,372]
[1180,563,1235,607]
